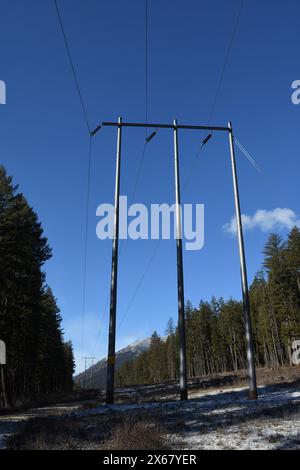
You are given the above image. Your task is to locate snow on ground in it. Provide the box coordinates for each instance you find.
[1,382,300,449]
[0,403,81,449]
[76,383,300,449]
[182,418,300,450]
[175,385,300,449]
[78,384,300,417]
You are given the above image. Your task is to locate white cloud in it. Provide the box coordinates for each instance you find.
[224,208,300,235]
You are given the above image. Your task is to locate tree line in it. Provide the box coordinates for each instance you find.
[116,227,300,386]
[0,166,74,404]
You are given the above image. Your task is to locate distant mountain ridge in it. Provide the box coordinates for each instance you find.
[74,338,152,389]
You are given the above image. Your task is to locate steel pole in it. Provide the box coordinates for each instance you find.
[173,119,188,401]
[83,358,86,390]
[228,122,258,400]
[296,272,300,295]
[106,117,122,404]
[0,366,8,408]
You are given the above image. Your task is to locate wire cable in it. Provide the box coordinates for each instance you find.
[181,140,208,194]
[234,137,261,172]
[80,135,93,356]
[54,0,91,133]
[145,0,148,136]
[127,0,149,208]
[54,0,95,360]
[105,1,245,339]
[130,143,147,206]
[182,0,244,194]
[118,239,161,329]
[207,0,244,126]
[129,0,149,206]
[92,292,110,356]
[118,0,151,256]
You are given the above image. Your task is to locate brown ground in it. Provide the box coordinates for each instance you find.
[1,365,300,450]
[105,365,300,404]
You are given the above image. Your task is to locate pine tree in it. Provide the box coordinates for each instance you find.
[263,232,300,363]
[0,166,74,403]
[116,229,300,387]
[286,226,300,296]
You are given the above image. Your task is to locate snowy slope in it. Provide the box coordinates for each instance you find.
[74,338,152,389]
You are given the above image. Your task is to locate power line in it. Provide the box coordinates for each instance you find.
[81,135,93,355]
[118,239,161,329]
[101,1,244,338]
[207,0,244,125]
[92,146,151,356]
[116,2,161,331]
[54,0,95,358]
[129,0,150,206]
[106,149,157,341]
[182,0,244,193]
[181,139,208,193]
[92,292,110,356]
[127,0,150,207]
[100,146,158,339]
[130,143,147,206]
[234,137,261,172]
[118,0,151,255]
[82,356,96,389]
[103,2,151,336]
[53,0,91,133]
[145,0,148,134]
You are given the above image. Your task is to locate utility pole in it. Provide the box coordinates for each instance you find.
[173,119,188,400]
[228,122,258,400]
[98,119,258,401]
[106,117,122,404]
[0,366,7,408]
[82,356,96,390]
[0,340,7,408]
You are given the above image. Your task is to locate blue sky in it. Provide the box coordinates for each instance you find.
[0,0,299,373]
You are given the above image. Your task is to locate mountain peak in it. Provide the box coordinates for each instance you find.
[74,337,152,389]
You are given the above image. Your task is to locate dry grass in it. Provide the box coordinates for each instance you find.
[111,366,300,405]
[6,411,168,450]
[102,414,168,450]
[256,366,300,386]
[4,366,300,450]
[6,417,90,450]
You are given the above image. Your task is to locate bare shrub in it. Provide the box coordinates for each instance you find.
[103,413,167,450]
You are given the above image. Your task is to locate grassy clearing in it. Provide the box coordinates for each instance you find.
[3,366,300,450]
[6,411,169,450]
